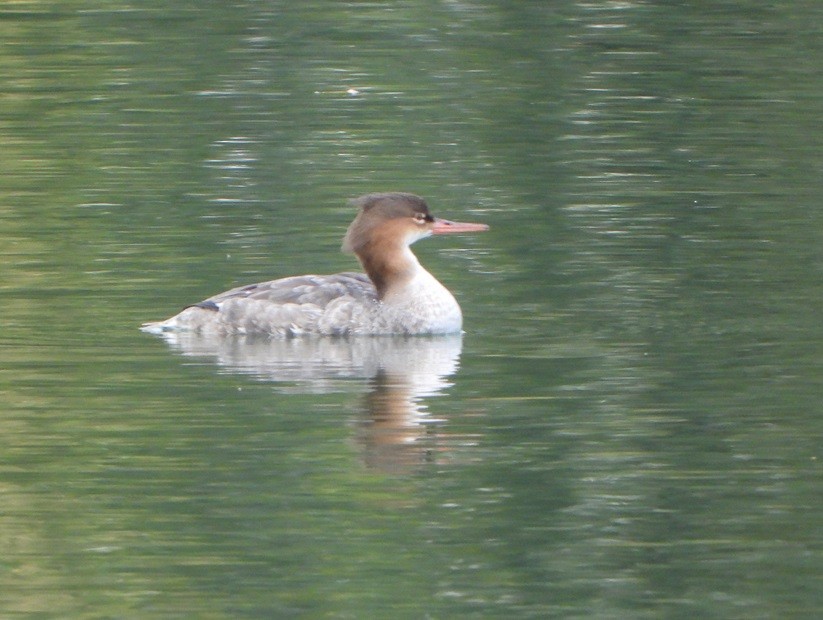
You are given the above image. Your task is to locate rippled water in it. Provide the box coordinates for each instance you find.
[2,2,821,617]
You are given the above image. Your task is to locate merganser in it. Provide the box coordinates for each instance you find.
[141,192,488,337]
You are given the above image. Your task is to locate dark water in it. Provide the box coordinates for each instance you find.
[2,2,821,617]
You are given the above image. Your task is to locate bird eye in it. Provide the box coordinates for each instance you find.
[413,212,427,225]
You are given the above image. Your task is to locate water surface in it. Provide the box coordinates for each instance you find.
[1,1,821,617]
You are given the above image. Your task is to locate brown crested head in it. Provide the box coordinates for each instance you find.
[341,192,434,254]
[340,192,489,299]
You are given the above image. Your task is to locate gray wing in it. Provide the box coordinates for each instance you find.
[197,271,377,309]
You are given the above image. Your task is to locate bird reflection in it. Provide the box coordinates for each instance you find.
[358,368,442,473]
[151,332,464,473]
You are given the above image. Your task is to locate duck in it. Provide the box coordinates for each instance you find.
[141,192,488,337]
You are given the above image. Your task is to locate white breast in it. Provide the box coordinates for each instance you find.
[370,267,463,335]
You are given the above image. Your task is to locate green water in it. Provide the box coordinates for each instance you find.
[1,1,821,617]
